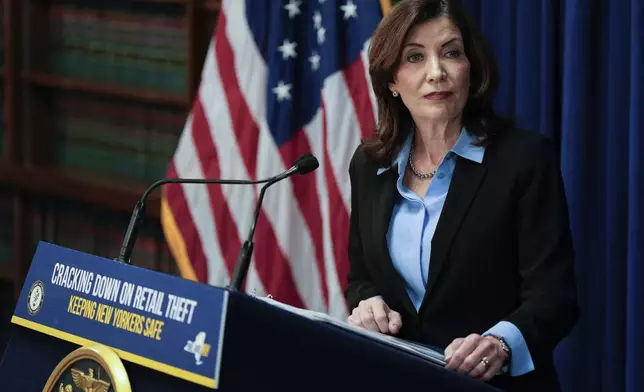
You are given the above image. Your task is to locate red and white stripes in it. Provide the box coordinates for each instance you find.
[162,0,378,320]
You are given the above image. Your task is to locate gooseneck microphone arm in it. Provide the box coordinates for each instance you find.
[247,167,298,246]
[228,154,319,291]
[116,153,320,289]
[116,175,286,265]
[227,169,295,291]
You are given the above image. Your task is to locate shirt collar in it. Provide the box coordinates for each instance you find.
[376,127,485,176]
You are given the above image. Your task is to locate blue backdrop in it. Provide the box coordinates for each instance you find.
[455,1,644,391]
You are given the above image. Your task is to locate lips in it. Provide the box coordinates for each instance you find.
[424,91,453,100]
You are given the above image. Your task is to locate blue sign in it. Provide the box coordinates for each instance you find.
[12,241,228,389]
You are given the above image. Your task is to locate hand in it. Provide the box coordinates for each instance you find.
[444,334,509,381]
[347,296,402,335]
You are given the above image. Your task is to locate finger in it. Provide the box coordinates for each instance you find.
[464,340,498,377]
[347,314,362,327]
[370,300,390,333]
[444,338,464,361]
[348,307,363,327]
[460,336,496,375]
[476,336,505,380]
[480,359,504,382]
[358,301,380,332]
[387,310,402,334]
[468,360,490,380]
[445,334,481,372]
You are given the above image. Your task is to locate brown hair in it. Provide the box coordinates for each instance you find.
[363,0,514,166]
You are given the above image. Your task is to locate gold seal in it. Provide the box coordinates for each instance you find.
[43,344,131,392]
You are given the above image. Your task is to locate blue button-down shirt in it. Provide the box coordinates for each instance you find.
[377,128,535,376]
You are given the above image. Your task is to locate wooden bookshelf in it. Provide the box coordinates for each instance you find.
[23,71,191,107]
[0,0,221,304]
[0,164,161,218]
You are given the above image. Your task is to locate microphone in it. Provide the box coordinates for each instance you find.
[116,154,320,274]
[227,153,319,291]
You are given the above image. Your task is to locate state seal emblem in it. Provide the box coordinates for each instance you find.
[43,344,131,392]
[27,280,45,316]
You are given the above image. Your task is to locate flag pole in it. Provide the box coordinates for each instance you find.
[379,0,393,15]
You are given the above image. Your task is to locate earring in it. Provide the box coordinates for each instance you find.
[392,91,398,97]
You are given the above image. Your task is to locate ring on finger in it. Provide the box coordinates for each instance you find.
[480,356,490,369]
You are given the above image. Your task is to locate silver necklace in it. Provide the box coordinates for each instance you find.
[408,142,437,179]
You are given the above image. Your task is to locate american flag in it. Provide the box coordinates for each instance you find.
[161,0,386,319]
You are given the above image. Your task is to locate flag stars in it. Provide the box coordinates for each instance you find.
[313,11,322,29]
[317,26,326,45]
[340,0,358,20]
[312,11,325,44]
[284,0,301,19]
[309,51,321,71]
[272,81,292,101]
[277,39,297,60]
[311,10,324,67]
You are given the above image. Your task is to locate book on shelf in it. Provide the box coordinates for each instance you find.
[47,0,188,95]
[51,92,183,184]
[29,197,177,274]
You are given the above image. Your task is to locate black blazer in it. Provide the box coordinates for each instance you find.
[345,128,579,392]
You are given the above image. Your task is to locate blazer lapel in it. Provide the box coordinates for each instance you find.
[419,157,487,313]
[371,166,417,316]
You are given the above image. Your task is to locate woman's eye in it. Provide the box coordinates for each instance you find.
[445,50,461,59]
[407,53,424,62]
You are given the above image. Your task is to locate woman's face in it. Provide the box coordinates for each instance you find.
[389,17,470,124]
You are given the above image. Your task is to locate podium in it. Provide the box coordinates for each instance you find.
[0,242,501,391]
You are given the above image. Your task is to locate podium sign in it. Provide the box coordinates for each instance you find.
[2,241,503,391]
[11,242,227,389]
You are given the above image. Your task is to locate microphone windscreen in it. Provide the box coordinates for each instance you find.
[294,154,319,174]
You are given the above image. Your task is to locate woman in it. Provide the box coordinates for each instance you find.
[345,1,579,391]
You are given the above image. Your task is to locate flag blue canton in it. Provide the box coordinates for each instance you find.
[245,0,382,146]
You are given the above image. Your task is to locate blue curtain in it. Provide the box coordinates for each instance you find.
[455,1,644,391]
